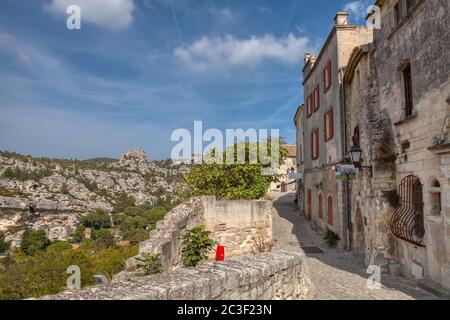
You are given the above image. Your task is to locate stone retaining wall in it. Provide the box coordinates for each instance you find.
[130,196,273,272]
[43,250,311,300]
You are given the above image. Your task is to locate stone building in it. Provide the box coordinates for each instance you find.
[299,1,450,291]
[294,105,305,210]
[302,12,373,248]
[369,0,450,290]
[269,144,297,192]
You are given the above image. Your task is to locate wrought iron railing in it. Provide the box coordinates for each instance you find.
[389,175,425,247]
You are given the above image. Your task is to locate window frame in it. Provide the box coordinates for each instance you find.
[323,108,334,142]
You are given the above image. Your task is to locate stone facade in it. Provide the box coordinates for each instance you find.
[42,250,311,300]
[302,12,373,247]
[299,1,450,291]
[294,106,305,210]
[129,196,273,273]
[269,145,297,192]
[371,0,450,289]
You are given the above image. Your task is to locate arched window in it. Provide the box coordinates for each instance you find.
[318,193,323,219]
[390,175,425,246]
[430,179,442,216]
[327,196,333,225]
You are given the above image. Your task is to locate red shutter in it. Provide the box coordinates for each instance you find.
[316,86,320,109]
[327,196,333,225]
[307,190,312,221]
[327,63,332,89]
[310,131,314,159]
[323,113,327,142]
[315,128,319,158]
[318,193,323,219]
[329,109,334,139]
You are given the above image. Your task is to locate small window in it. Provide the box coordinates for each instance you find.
[323,61,332,91]
[311,128,320,159]
[406,0,417,13]
[327,196,333,226]
[394,2,401,25]
[402,63,414,117]
[430,179,442,216]
[314,86,320,112]
[324,108,334,141]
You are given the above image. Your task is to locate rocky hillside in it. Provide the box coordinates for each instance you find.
[0,149,190,247]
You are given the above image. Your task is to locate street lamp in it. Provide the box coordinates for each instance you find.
[349,144,372,177]
[349,144,363,167]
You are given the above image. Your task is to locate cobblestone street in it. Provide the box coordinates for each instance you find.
[271,192,441,300]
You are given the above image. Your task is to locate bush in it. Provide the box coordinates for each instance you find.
[323,228,340,247]
[0,245,137,299]
[80,209,111,230]
[70,225,86,243]
[136,253,163,276]
[181,225,217,267]
[112,193,136,213]
[1,167,52,182]
[92,229,116,249]
[60,183,70,195]
[46,241,72,254]
[0,232,10,254]
[20,229,51,256]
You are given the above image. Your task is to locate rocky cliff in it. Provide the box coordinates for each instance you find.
[0,149,190,247]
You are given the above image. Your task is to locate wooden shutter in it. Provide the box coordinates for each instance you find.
[310,131,314,159]
[329,109,334,140]
[315,128,319,158]
[327,196,333,225]
[318,193,323,219]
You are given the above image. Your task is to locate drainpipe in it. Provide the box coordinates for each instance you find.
[339,68,352,251]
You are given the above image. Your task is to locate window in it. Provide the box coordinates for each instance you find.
[318,193,323,219]
[406,0,417,13]
[314,86,320,112]
[430,180,442,216]
[324,108,334,141]
[327,196,333,225]
[310,128,319,159]
[389,175,425,246]
[306,94,314,117]
[403,63,413,117]
[394,2,401,25]
[323,61,332,91]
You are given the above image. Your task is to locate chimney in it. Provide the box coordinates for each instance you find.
[335,12,349,26]
[304,53,311,64]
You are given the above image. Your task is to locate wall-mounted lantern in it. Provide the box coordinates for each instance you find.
[349,144,372,177]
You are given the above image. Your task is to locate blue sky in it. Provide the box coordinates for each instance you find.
[0,0,371,160]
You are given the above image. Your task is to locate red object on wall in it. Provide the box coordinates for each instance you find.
[216,245,225,261]
[307,189,312,221]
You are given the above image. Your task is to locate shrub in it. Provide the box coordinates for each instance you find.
[323,228,340,247]
[20,229,51,256]
[92,229,116,249]
[46,241,72,254]
[136,254,163,276]
[60,183,70,195]
[1,167,52,182]
[112,193,136,213]
[185,142,286,200]
[80,209,111,230]
[70,225,86,243]
[181,225,217,267]
[383,190,401,209]
[0,245,137,299]
[0,232,10,254]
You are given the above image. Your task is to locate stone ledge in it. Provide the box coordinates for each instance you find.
[41,250,311,300]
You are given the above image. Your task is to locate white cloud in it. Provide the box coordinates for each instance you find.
[0,31,32,64]
[174,34,311,72]
[343,1,368,22]
[44,0,135,30]
[211,7,235,24]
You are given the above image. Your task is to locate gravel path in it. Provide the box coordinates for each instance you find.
[270,192,441,300]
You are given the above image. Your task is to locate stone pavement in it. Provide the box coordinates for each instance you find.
[270,192,441,300]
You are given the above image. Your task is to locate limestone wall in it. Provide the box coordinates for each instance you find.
[43,250,311,300]
[130,196,273,273]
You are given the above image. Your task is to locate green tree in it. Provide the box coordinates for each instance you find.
[185,142,287,200]
[20,229,51,256]
[80,209,111,230]
[0,232,10,254]
[70,225,86,243]
[181,225,217,267]
[92,229,116,249]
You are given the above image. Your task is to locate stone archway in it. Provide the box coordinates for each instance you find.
[354,207,366,253]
